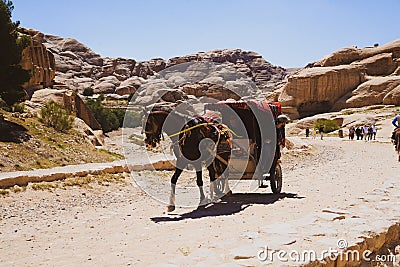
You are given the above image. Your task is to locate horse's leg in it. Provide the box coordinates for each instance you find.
[220,153,232,197]
[223,172,232,197]
[207,164,221,202]
[396,132,400,162]
[196,169,207,207]
[168,167,183,212]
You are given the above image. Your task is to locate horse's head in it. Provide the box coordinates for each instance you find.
[142,110,168,149]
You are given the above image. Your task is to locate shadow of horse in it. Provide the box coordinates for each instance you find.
[151,192,304,223]
[0,119,31,143]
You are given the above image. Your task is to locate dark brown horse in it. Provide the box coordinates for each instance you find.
[143,108,232,212]
[393,128,400,161]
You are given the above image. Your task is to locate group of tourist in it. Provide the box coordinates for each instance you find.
[348,125,377,140]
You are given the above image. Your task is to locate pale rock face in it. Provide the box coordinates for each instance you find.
[280,39,400,118]
[279,65,366,118]
[93,76,121,94]
[73,117,104,146]
[333,76,400,110]
[383,85,400,105]
[313,39,400,67]
[39,30,287,96]
[115,76,145,96]
[351,53,397,76]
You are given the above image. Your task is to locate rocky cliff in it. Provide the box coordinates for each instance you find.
[18,28,56,96]
[278,39,400,119]
[39,32,287,97]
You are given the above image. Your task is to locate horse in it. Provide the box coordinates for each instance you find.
[142,107,232,212]
[393,128,400,162]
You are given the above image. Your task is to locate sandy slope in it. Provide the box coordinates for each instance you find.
[0,137,399,266]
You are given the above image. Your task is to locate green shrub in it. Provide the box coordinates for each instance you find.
[86,98,142,132]
[0,97,9,111]
[39,102,74,132]
[86,98,119,133]
[11,102,24,113]
[124,110,142,128]
[82,87,94,96]
[314,119,340,133]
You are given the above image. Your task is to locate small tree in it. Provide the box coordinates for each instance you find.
[39,102,74,132]
[82,87,94,96]
[0,0,31,106]
[314,119,340,133]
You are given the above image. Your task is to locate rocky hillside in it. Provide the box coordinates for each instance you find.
[33,30,286,97]
[275,40,400,119]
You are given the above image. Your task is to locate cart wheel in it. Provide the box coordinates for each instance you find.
[270,163,282,194]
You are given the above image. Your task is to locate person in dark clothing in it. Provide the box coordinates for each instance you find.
[349,126,355,140]
[319,125,324,140]
[355,127,362,140]
[305,127,310,138]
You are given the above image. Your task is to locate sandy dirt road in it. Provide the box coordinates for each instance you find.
[0,137,399,266]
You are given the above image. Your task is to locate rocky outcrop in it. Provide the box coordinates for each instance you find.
[313,39,400,67]
[279,65,366,118]
[30,89,101,130]
[280,39,400,118]
[383,84,400,105]
[115,76,145,95]
[182,82,241,100]
[18,28,55,95]
[351,53,398,76]
[333,76,400,110]
[39,32,287,96]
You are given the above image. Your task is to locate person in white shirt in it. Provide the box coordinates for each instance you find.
[372,124,377,140]
[363,125,369,141]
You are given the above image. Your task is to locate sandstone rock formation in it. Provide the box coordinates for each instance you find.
[333,76,400,110]
[39,31,287,97]
[31,88,101,131]
[280,39,400,119]
[313,39,400,67]
[18,28,55,95]
[279,65,365,117]
[182,83,241,101]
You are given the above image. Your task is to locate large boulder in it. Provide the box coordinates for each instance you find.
[115,76,146,95]
[313,39,400,67]
[93,76,121,94]
[182,82,241,100]
[278,65,365,118]
[333,76,400,110]
[351,53,397,76]
[383,84,400,105]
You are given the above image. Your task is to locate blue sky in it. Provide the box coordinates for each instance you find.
[12,0,400,67]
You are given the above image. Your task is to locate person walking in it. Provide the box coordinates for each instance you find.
[363,125,369,141]
[392,113,400,128]
[349,126,355,140]
[372,124,377,140]
[367,125,373,141]
[355,126,362,140]
[319,125,324,140]
[305,127,310,138]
